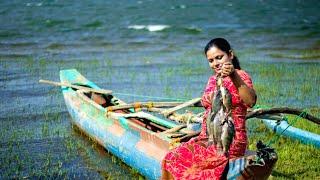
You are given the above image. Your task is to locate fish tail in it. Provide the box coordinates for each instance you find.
[224,151,230,157]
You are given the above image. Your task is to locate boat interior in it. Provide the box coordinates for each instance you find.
[71,84,199,142]
[72,85,174,131]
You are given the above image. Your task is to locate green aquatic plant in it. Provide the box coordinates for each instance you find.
[164,86,173,97]
[84,20,103,28]
[269,49,320,59]
[46,43,65,50]
[41,123,49,137]
[165,67,175,78]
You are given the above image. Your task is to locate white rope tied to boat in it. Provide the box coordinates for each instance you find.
[168,111,204,124]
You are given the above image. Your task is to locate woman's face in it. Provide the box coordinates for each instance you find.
[206,46,233,74]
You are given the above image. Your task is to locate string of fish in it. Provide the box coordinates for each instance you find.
[206,76,235,156]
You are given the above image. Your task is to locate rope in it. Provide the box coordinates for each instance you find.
[253,104,309,146]
[133,102,142,112]
[266,110,307,147]
[146,101,154,110]
[107,106,113,112]
[252,104,313,146]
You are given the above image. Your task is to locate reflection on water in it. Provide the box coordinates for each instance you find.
[0,0,319,178]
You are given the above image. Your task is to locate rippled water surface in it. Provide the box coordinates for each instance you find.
[1,0,319,178]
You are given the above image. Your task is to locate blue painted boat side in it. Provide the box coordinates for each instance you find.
[262,119,320,148]
[63,90,162,180]
[59,69,162,179]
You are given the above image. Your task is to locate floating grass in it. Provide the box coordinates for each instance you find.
[84,20,103,28]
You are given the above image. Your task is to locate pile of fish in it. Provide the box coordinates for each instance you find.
[206,77,235,155]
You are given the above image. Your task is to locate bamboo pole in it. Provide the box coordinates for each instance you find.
[161,124,187,134]
[106,111,177,128]
[39,79,112,95]
[245,107,320,125]
[179,131,201,142]
[161,98,201,117]
[106,101,185,112]
[253,114,284,121]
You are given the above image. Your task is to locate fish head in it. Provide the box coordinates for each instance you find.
[221,87,232,111]
[211,89,222,113]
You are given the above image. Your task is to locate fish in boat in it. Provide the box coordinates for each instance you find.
[58,69,277,180]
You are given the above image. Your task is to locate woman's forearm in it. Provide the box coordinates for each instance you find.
[229,70,257,107]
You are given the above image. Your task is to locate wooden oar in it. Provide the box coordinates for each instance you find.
[39,79,113,95]
[161,97,201,117]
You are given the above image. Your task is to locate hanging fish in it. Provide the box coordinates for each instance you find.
[220,84,232,113]
[206,89,222,146]
[213,108,224,150]
[219,78,235,155]
[221,116,235,155]
[206,77,235,156]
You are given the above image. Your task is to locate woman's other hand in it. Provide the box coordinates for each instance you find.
[221,62,235,77]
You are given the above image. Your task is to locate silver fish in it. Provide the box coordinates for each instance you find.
[220,85,232,113]
[219,77,235,155]
[221,115,235,155]
[206,77,223,146]
[213,108,224,150]
[211,86,222,116]
[206,111,214,145]
[206,89,222,145]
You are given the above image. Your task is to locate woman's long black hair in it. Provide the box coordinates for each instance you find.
[204,38,241,69]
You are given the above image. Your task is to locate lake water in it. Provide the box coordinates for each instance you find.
[1,0,319,178]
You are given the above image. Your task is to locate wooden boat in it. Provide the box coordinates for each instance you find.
[60,69,277,180]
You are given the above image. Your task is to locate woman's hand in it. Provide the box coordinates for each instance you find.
[221,62,235,77]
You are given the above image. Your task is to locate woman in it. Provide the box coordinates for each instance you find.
[161,38,257,179]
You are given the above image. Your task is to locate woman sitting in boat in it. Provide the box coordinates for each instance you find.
[161,38,257,179]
